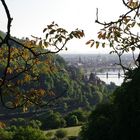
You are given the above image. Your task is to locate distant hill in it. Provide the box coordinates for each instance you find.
[0,30,5,38]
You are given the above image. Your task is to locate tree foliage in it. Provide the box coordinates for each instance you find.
[0,0,84,109]
[0,128,13,140]
[86,0,140,74]
[80,68,140,140]
[39,110,66,129]
[80,103,114,140]
[81,1,140,140]
[55,129,67,139]
[11,126,47,140]
[112,68,140,140]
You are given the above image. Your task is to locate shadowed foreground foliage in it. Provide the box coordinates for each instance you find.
[80,0,140,139]
[81,67,140,140]
[0,126,47,140]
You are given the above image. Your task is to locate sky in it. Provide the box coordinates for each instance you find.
[0,0,128,54]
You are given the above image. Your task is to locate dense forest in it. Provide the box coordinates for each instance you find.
[0,36,116,114]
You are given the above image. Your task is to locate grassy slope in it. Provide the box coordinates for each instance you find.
[45,126,82,137]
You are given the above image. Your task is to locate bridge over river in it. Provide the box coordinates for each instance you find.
[96,72,124,79]
[85,67,124,85]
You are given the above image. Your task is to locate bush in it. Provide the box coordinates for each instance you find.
[66,115,79,126]
[40,111,66,129]
[65,109,89,126]
[55,129,67,139]
[12,126,47,140]
[46,131,53,139]
[0,129,13,140]
[9,118,42,129]
[29,120,42,129]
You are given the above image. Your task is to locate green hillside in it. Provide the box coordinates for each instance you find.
[0,30,5,38]
[0,52,116,115]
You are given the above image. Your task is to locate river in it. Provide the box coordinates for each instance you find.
[96,70,124,86]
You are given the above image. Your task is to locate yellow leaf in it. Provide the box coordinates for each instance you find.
[23,106,28,112]
[22,51,29,60]
[102,32,106,39]
[35,59,40,64]
[24,74,31,82]
[7,67,12,74]
[98,32,102,39]
[96,41,99,48]
[38,89,45,96]
[106,32,111,39]
[0,122,6,128]
[124,17,131,24]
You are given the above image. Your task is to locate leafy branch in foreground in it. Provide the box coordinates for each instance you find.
[86,0,140,74]
[0,0,84,109]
